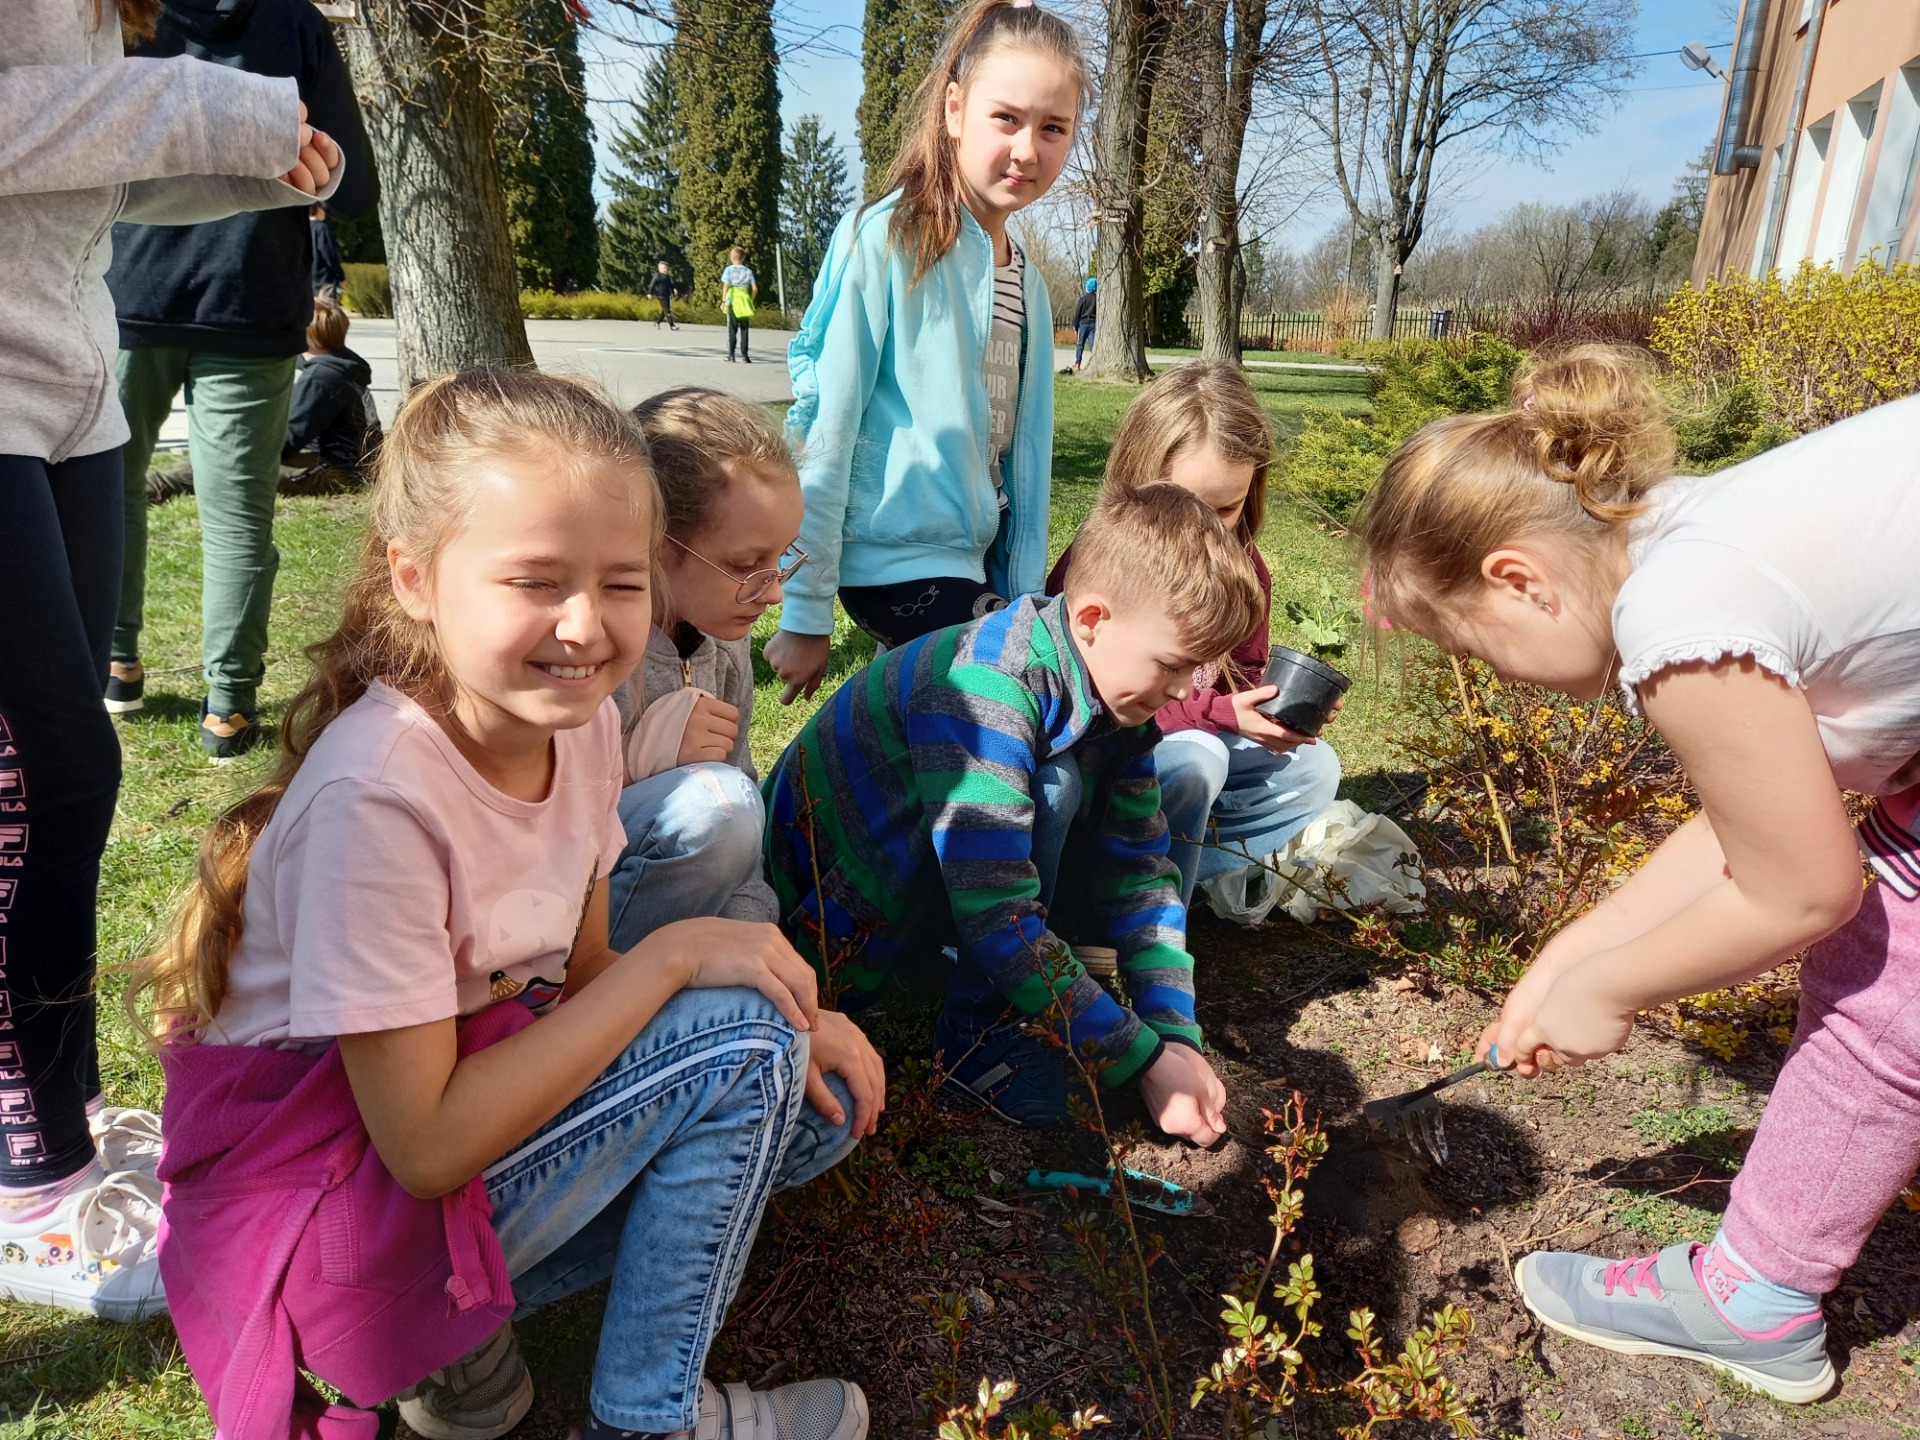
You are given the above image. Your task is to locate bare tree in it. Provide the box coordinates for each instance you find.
[339,0,535,388]
[1306,0,1638,338]
[1085,0,1171,381]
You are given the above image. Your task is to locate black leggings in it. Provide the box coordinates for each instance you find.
[839,577,1009,648]
[0,450,122,1186]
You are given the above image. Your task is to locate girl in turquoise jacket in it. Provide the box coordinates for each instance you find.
[766,0,1087,701]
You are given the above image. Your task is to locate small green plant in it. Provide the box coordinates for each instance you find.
[905,1132,989,1198]
[1282,579,1363,661]
[1628,1105,1732,1148]
[1610,1193,1719,1246]
[1338,1305,1476,1439]
[1620,1417,1652,1440]
[936,1377,1108,1439]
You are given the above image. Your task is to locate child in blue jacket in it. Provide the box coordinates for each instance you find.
[765,0,1087,703]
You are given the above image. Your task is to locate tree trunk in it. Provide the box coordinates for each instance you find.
[341,1,532,390]
[1086,0,1167,383]
[1195,0,1265,365]
[1368,233,1402,339]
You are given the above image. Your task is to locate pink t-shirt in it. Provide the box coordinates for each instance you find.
[210,681,628,1050]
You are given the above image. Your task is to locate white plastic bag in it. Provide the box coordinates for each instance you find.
[1199,801,1427,926]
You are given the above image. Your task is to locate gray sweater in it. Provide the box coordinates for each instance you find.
[617,623,776,922]
[2,0,333,462]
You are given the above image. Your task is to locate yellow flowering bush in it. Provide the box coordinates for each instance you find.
[1650,259,1920,435]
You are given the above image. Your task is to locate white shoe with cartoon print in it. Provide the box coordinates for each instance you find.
[0,1166,168,1321]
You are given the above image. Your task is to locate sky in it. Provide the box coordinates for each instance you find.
[582,0,1736,256]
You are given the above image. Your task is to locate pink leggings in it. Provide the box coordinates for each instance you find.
[1722,880,1920,1294]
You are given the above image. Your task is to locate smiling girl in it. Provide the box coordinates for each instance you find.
[766,0,1086,702]
[136,372,868,1440]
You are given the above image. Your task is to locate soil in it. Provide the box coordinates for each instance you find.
[492,910,1920,1440]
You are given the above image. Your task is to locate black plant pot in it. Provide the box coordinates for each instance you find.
[1253,645,1351,736]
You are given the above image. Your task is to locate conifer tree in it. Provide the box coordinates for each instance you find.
[489,0,599,291]
[672,0,783,298]
[601,51,690,295]
[856,0,957,197]
[779,115,854,308]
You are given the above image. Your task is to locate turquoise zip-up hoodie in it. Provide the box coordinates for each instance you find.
[780,190,1054,637]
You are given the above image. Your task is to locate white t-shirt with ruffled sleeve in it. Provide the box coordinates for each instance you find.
[1611,393,1920,797]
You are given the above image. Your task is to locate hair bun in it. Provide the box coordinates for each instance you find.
[1512,344,1672,524]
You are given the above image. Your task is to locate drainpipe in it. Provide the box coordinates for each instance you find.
[1715,0,1769,174]
[1756,0,1833,273]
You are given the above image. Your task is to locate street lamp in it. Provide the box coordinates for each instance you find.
[1679,41,1725,81]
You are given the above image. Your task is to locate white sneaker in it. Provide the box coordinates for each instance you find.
[90,1106,163,1175]
[0,1168,169,1321]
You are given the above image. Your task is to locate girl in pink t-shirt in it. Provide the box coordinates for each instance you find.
[1362,347,1920,1407]
[134,371,874,1440]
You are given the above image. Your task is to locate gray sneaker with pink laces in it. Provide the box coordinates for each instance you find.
[1514,1241,1834,1403]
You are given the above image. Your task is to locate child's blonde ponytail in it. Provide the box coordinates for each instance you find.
[1360,344,1674,631]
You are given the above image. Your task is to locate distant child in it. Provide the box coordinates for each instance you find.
[1072,276,1096,370]
[765,485,1262,1144]
[1047,363,1341,914]
[720,247,756,362]
[1361,346,1920,1406]
[137,371,870,1440]
[281,296,375,487]
[649,259,680,330]
[766,0,1085,702]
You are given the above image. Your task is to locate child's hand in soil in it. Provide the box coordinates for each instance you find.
[677,693,740,766]
[804,1009,886,1137]
[1140,1043,1228,1146]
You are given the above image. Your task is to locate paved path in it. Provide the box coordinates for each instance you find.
[150,319,1366,448]
[155,317,794,449]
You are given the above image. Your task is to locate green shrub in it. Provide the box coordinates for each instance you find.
[1670,380,1796,473]
[1283,334,1522,520]
[519,288,795,329]
[340,262,391,318]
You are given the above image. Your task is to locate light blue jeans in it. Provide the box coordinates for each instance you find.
[608,762,772,949]
[485,987,857,1432]
[1155,730,1342,908]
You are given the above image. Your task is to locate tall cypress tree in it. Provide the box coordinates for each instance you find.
[779,114,854,308]
[856,0,957,197]
[672,0,782,299]
[601,51,690,295]
[489,0,600,291]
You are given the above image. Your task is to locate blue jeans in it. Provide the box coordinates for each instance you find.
[485,987,857,1431]
[608,763,773,948]
[1155,730,1342,908]
[1074,321,1095,365]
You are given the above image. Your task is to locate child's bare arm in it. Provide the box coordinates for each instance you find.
[341,900,819,1199]
[1518,657,1859,1064]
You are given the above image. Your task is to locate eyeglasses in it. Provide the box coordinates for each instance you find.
[667,535,809,604]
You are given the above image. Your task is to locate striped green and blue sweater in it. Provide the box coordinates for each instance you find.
[763,594,1199,1087]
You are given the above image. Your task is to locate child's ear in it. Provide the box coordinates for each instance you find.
[389,540,434,623]
[945,81,965,140]
[1481,548,1554,614]
[1067,594,1112,644]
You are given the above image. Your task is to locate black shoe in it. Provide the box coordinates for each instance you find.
[200,702,269,764]
[742,355,752,363]
[105,661,144,715]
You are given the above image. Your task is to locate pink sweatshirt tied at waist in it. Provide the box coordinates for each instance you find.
[157,1001,534,1440]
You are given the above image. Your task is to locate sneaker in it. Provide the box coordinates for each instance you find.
[201,702,268,764]
[933,1009,1072,1128]
[742,355,752,364]
[1514,1241,1835,1404]
[397,1322,534,1440]
[105,661,144,715]
[90,1106,162,1176]
[581,1377,867,1440]
[0,1167,168,1321]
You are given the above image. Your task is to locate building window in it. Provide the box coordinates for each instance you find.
[1858,65,1920,266]
[1812,86,1880,267]
[1778,114,1833,267]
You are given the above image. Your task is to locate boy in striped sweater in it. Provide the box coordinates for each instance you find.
[764,486,1263,1144]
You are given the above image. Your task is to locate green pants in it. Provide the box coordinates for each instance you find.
[115,347,296,716]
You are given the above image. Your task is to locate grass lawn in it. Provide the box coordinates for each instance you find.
[2,362,1386,1435]
[1137,345,1361,367]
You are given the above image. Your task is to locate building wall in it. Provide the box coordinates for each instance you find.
[1695,0,1920,280]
